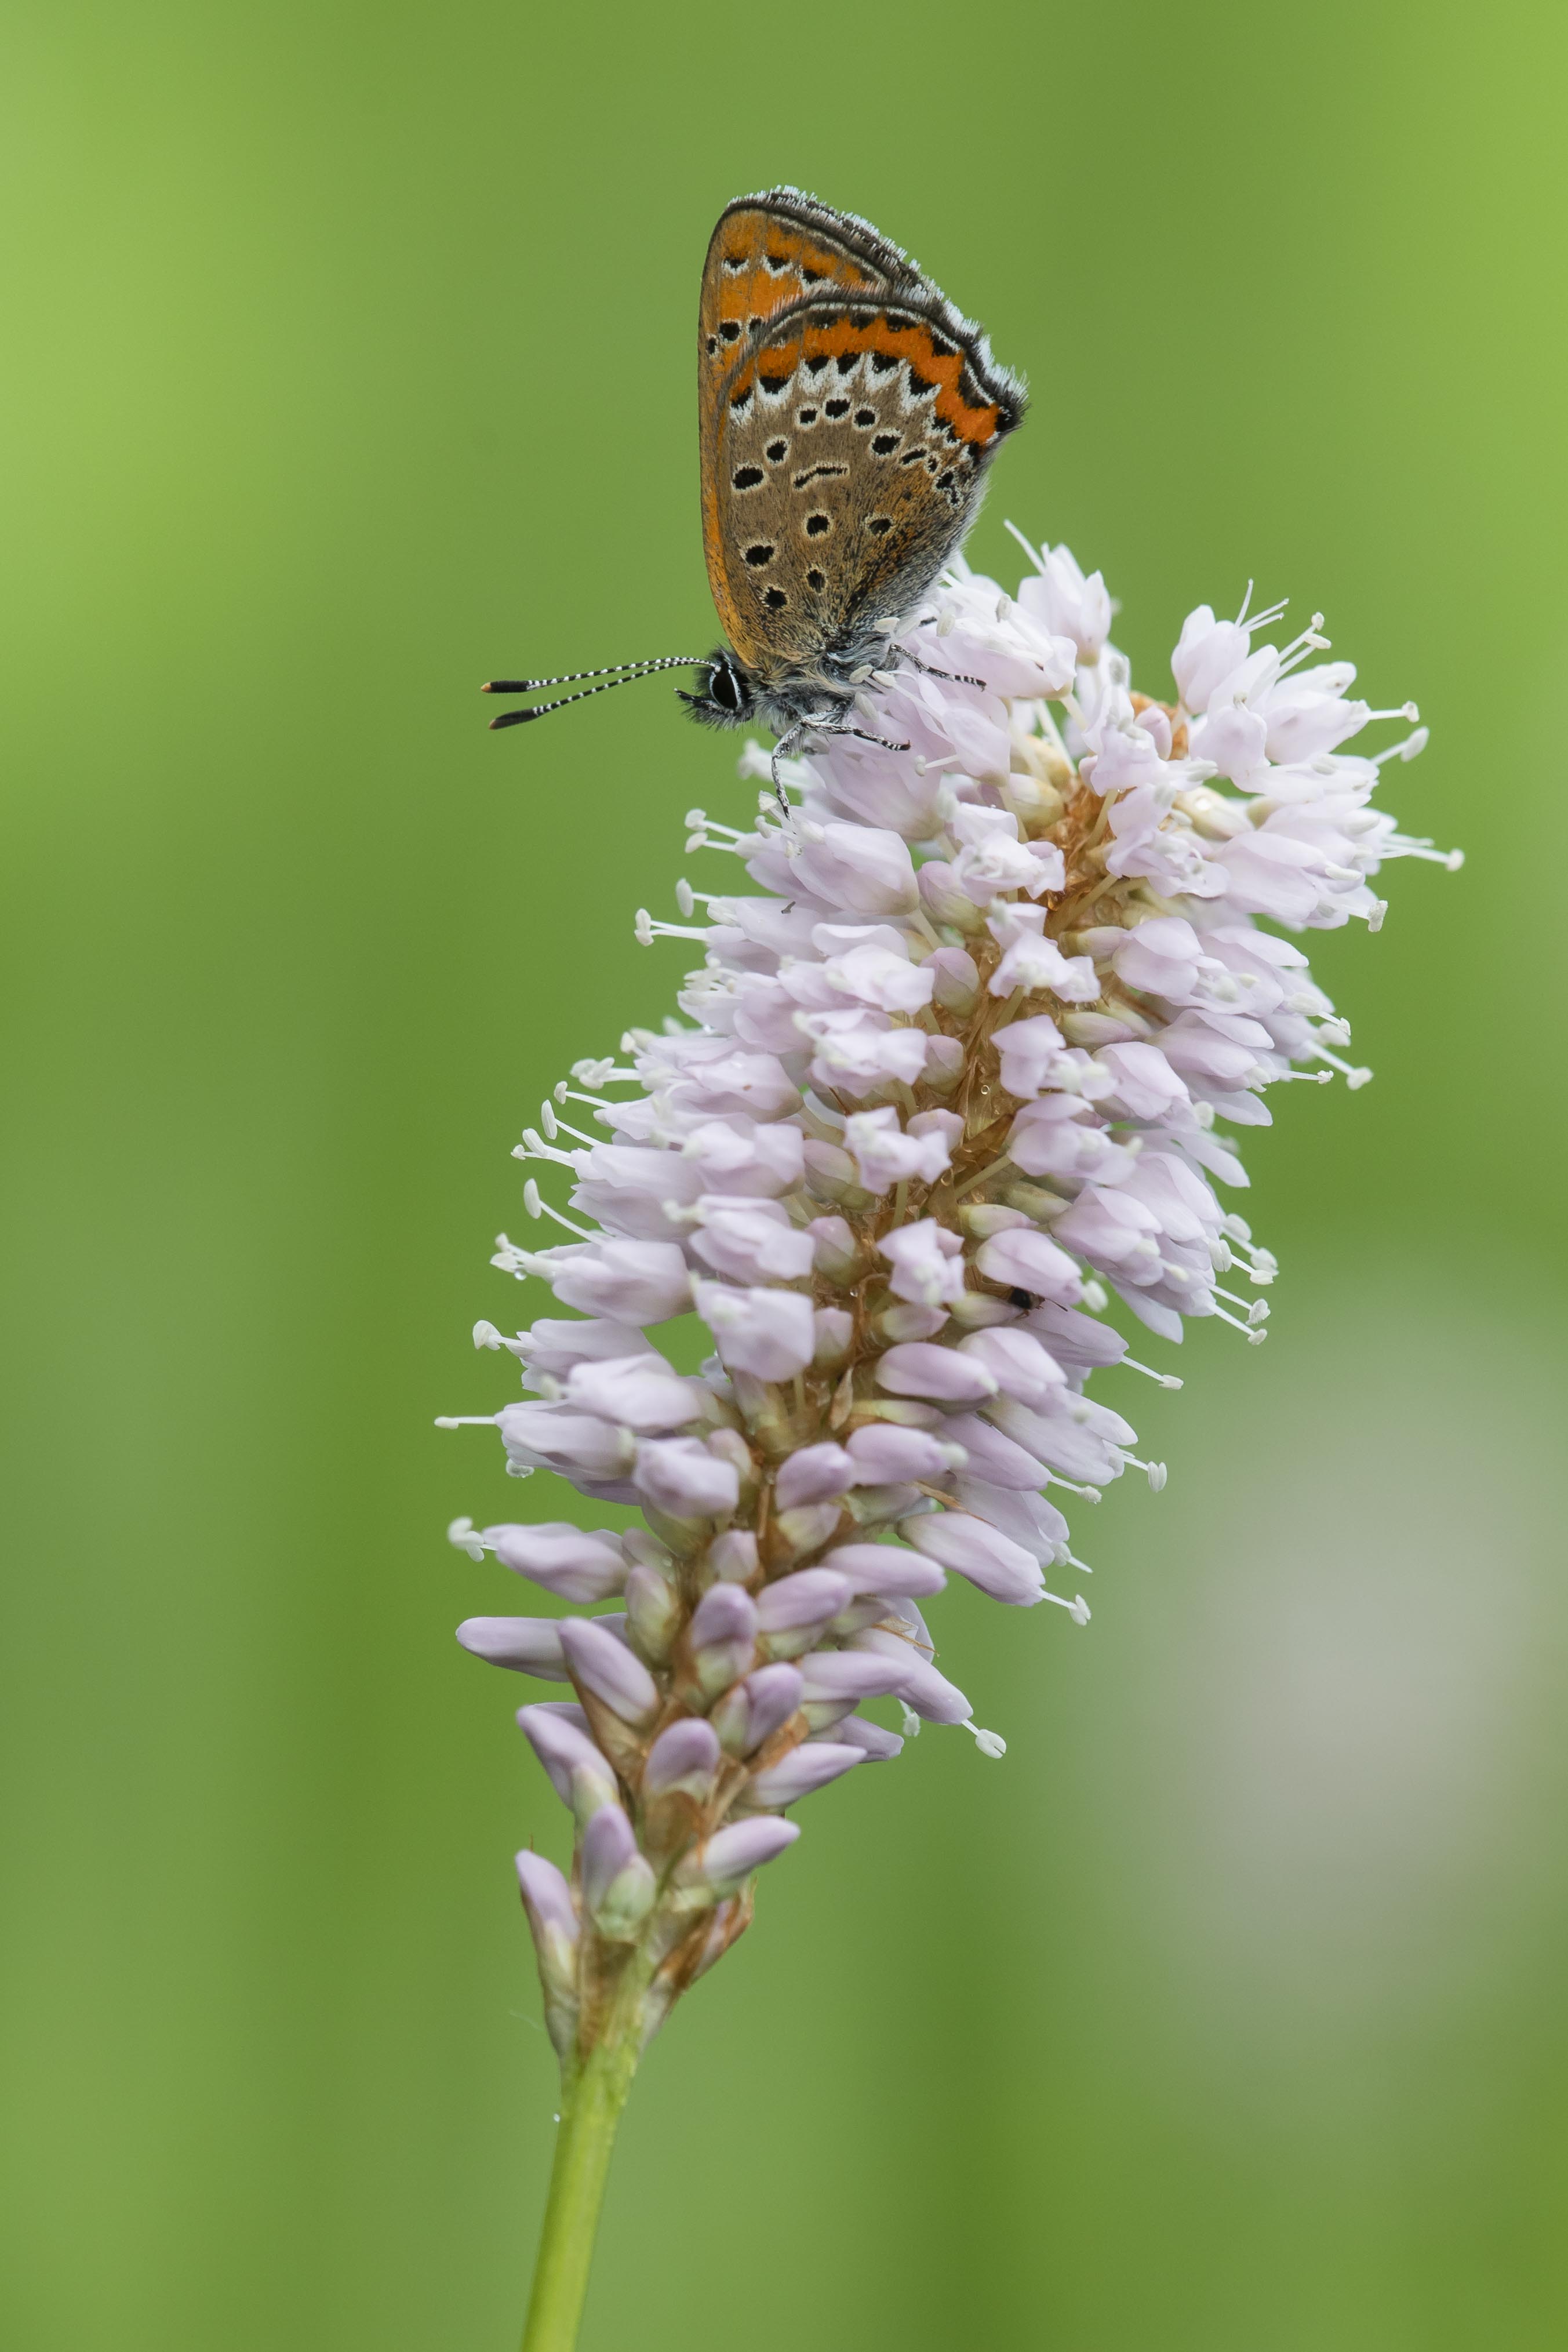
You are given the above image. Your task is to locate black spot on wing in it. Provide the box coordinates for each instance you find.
[732,465,764,489]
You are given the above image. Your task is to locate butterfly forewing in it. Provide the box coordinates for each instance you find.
[699,192,906,660]
[709,294,1024,672]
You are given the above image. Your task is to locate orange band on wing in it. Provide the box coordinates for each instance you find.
[712,229,883,342]
[726,310,1003,448]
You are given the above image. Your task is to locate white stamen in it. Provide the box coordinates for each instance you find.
[1372,725,1429,766]
[521,1179,594,1240]
[1389,836,1464,870]
[515,1129,580,1169]
[636,909,710,945]
[1123,1357,1184,1388]
[967,1723,1008,1758]
[1002,518,1048,575]
[446,1515,489,1560]
[1046,1474,1101,1501]
[1312,1046,1373,1088]
[434,1415,500,1429]
[1211,1304,1268,1343]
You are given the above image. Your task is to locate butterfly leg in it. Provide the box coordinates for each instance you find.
[769,726,808,820]
[900,646,985,689]
[833,725,912,755]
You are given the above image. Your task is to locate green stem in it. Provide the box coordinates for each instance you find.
[521,2027,640,2352]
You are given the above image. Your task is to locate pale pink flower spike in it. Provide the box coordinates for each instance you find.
[442,541,1456,2064]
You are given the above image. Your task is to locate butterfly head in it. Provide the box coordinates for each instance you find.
[676,647,758,730]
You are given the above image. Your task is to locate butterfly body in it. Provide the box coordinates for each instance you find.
[685,188,1026,759]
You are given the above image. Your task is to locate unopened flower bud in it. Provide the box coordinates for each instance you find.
[686,1580,759,1700]
[580,1803,657,1939]
[819,1542,946,1599]
[876,1342,998,1403]
[624,1561,682,1662]
[642,1717,721,1799]
[710,1663,803,1755]
[635,1434,742,1520]
[674,1816,801,1896]
[558,1617,661,1726]
[515,1848,580,2006]
[456,1616,571,1680]
[747,1741,864,1808]
[774,1442,857,1511]
[516,1703,620,1824]
[773,1499,845,1564]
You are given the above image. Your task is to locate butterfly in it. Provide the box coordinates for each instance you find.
[484,188,1025,795]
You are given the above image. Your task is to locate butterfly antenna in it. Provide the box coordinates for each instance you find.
[482,654,706,727]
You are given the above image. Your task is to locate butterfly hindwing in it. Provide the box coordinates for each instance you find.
[710,293,1025,671]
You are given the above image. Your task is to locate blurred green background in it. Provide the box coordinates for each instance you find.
[3,1,1566,2344]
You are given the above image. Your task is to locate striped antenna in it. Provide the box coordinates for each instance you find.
[482,654,707,729]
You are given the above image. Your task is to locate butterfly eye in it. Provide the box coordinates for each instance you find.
[710,662,746,715]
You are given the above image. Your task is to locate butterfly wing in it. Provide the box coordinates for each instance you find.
[707,292,1026,673]
[699,191,907,660]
